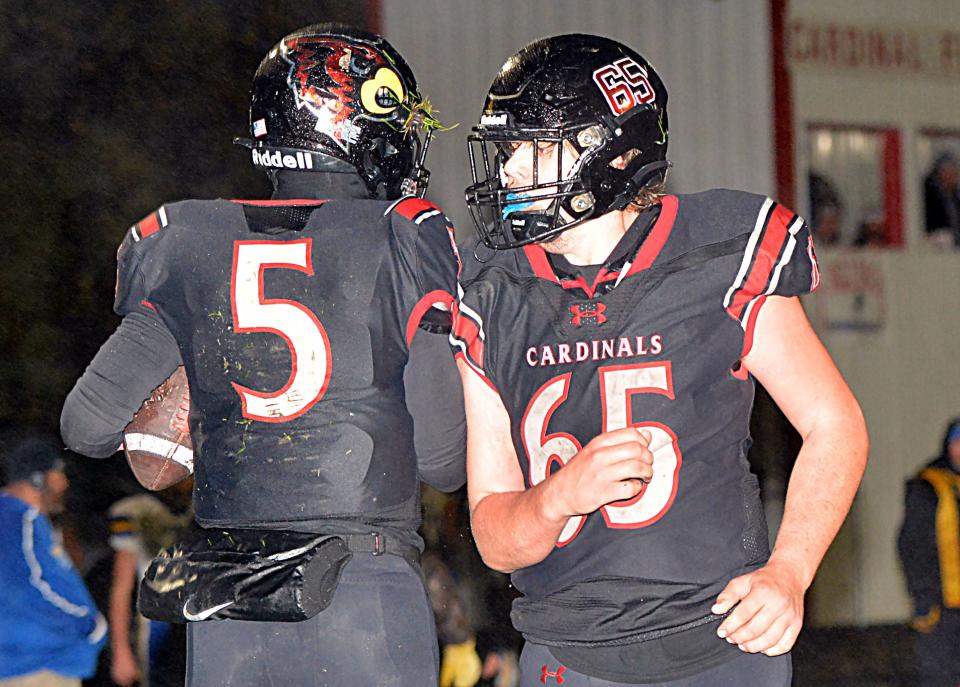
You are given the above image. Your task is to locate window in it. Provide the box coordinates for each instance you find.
[806,125,903,248]
[917,129,960,250]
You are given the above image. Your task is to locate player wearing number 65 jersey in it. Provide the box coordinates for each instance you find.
[62,25,464,687]
[453,34,868,686]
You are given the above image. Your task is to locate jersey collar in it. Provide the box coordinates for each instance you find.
[521,195,679,298]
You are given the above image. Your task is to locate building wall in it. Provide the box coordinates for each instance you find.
[802,251,960,625]
[789,0,960,625]
[789,0,960,249]
[382,0,774,236]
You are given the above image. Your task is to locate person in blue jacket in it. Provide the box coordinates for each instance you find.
[0,437,107,687]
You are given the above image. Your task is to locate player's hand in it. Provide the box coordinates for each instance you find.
[549,427,653,517]
[712,560,806,656]
[111,645,142,686]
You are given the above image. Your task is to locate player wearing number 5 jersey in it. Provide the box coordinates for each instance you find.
[62,25,464,687]
[453,34,868,686]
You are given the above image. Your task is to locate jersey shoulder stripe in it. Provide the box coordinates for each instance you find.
[129,206,169,242]
[391,196,442,223]
[723,199,809,326]
[450,292,486,371]
[406,291,454,346]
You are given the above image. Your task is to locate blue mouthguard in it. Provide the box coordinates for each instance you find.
[502,192,534,219]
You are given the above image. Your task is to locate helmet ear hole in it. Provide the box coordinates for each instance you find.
[610,148,640,170]
[379,140,400,157]
[361,136,416,197]
[609,149,641,171]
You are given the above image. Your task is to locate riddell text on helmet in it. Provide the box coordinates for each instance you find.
[250,148,314,170]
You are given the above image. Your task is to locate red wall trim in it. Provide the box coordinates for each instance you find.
[920,127,960,139]
[365,0,381,34]
[883,130,904,246]
[771,0,795,209]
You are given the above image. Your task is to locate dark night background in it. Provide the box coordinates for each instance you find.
[0,1,372,432]
[0,0,376,506]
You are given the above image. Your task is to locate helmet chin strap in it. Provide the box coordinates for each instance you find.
[610,160,673,211]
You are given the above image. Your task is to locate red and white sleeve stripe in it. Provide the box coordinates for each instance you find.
[128,205,169,242]
[723,198,811,354]
[449,284,488,379]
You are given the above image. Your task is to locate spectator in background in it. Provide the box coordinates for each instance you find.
[475,630,520,687]
[0,437,107,687]
[106,481,192,687]
[422,551,482,687]
[854,209,888,248]
[809,170,844,246]
[897,417,960,687]
[421,487,520,687]
[423,549,520,687]
[923,152,960,249]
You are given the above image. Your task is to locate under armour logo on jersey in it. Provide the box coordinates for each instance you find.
[540,664,566,684]
[569,302,607,328]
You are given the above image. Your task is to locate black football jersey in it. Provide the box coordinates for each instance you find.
[452,190,820,646]
[115,196,460,534]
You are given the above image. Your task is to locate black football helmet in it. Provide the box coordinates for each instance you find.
[466,34,670,249]
[236,24,436,199]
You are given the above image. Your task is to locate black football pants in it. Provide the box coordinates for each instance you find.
[519,642,791,687]
[186,552,437,687]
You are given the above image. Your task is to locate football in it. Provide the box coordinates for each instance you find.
[122,366,194,491]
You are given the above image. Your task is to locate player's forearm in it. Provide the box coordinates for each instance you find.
[767,408,868,589]
[109,549,138,653]
[108,582,133,653]
[61,306,181,457]
[407,330,466,492]
[471,479,569,573]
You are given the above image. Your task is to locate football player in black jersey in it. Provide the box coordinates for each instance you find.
[62,25,464,687]
[452,34,868,686]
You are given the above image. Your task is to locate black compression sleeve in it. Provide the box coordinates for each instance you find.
[404,328,466,492]
[61,305,182,458]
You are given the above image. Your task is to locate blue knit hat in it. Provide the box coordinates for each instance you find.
[948,423,960,446]
[3,437,66,487]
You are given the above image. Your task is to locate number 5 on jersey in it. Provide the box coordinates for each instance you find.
[231,239,331,422]
[523,361,682,546]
